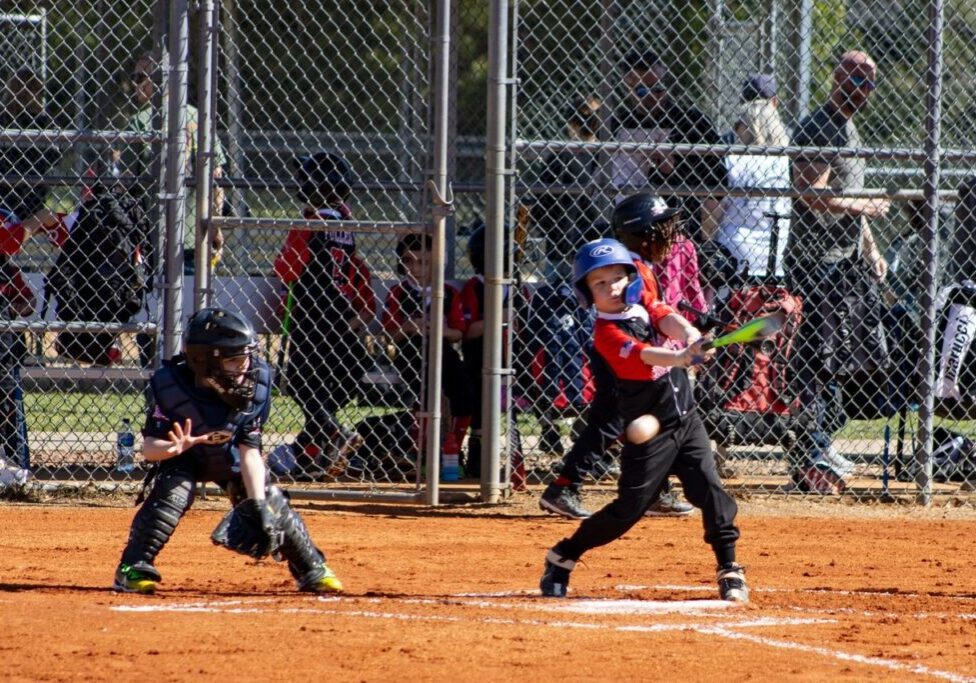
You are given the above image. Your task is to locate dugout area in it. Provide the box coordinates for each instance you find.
[1,496,975,681]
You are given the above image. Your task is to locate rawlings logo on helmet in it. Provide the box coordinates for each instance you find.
[590,244,614,257]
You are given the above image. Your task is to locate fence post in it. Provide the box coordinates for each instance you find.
[483,0,510,503]
[162,0,189,359]
[915,0,946,505]
[424,0,453,505]
[193,0,218,310]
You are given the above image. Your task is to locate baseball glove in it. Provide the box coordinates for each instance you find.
[213,498,282,559]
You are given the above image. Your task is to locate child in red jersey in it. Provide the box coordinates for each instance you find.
[539,238,748,603]
[273,152,374,478]
[383,233,473,457]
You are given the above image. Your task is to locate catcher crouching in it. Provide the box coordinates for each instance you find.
[112,307,342,595]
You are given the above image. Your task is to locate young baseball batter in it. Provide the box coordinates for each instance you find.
[539,238,748,602]
[113,307,342,595]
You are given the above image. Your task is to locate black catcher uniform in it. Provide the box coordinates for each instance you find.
[113,308,341,594]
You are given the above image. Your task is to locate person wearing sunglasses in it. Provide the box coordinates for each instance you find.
[120,52,228,270]
[610,49,726,246]
[783,50,891,493]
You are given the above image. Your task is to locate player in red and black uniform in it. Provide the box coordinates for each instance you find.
[383,233,473,451]
[273,152,374,477]
[540,195,698,518]
[2,208,67,474]
[539,238,748,603]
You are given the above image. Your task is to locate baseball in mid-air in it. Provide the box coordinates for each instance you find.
[626,414,660,444]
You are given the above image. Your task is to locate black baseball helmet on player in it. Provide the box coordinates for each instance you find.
[293,151,354,207]
[612,193,681,262]
[184,307,259,410]
[467,218,513,275]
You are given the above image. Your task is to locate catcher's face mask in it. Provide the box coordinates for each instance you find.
[187,343,258,411]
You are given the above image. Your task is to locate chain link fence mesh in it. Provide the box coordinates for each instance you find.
[510,0,976,501]
[2,1,975,504]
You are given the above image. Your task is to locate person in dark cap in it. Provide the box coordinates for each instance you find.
[533,95,604,270]
[741,73,779,104]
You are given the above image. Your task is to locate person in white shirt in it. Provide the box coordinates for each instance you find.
[708,74,791,280]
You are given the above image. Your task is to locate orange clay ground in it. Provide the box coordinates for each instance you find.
[1,493,975,682]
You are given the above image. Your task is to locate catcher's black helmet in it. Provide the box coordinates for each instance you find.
[184,307,259,410]
[294,151,353,207]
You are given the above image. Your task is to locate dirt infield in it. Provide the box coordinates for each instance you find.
[2,494,976,682]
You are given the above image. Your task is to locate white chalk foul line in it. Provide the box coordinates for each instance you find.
[617,583,976,603]
[110,595,976,682]
[112,598,831,634]
[698,625,976,683]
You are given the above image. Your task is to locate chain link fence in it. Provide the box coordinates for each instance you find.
[2,1,975,505]
[0,1,465,502]
[508,0,976,502]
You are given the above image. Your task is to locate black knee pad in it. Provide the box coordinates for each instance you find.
[121,468,195,566]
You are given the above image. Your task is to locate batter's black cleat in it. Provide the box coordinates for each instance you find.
[539,483,592,519]
[540,547,577,597]
[717,562,749,603]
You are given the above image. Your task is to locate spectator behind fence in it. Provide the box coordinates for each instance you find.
[708,74,791,279]
[273,151,371,480]
[611,49,726,243]
[533,95,604,269]
[383,233,474,458]
[783,50,891,492]
[459,220,529,478]
[120,52,226,268]
[0,68,63,236]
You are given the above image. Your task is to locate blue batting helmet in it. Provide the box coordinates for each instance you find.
[572,238,642,308]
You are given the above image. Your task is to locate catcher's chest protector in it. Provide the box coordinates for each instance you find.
[151,358,271,477]
[696,285,805,447]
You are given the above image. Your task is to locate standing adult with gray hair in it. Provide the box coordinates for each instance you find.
[784,50,891,491]
[121,52,227,267]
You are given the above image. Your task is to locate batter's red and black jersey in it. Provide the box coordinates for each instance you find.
[382,279,466,336]
[273,206,376,329]
[592,304,694,424]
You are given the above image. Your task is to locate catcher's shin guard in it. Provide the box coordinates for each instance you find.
[266,487,332,588]
[120,468,195,567]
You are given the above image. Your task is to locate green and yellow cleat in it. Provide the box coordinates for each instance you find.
[300,564,343,594]
[113,562,161,594]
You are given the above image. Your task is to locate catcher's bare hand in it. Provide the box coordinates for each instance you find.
[164,418,210,456]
